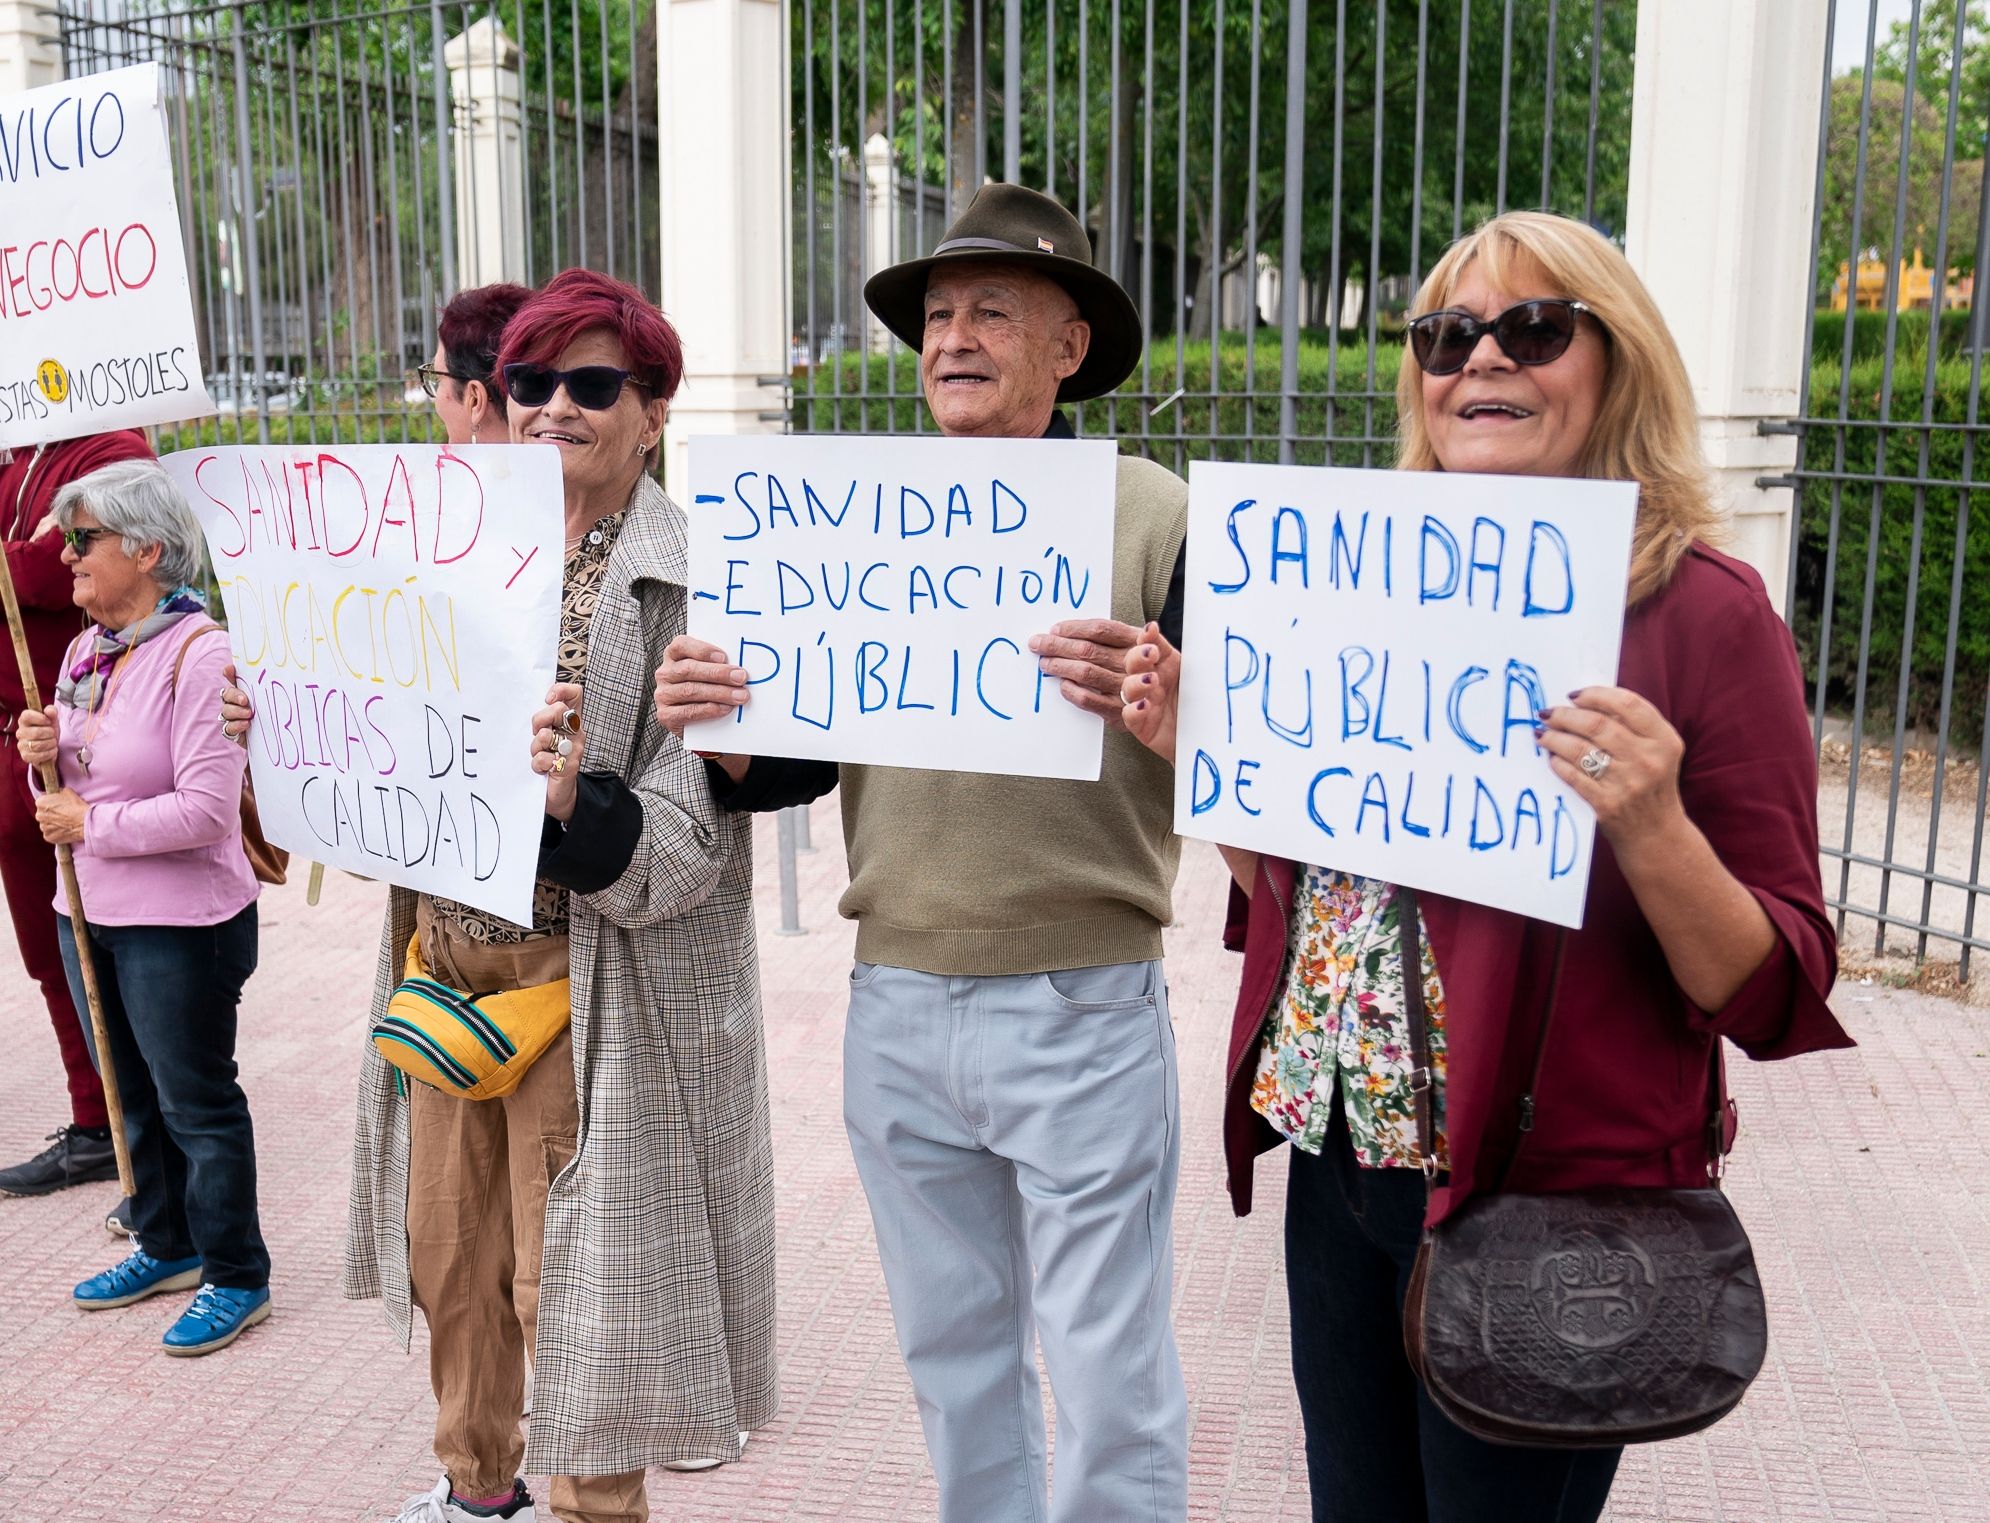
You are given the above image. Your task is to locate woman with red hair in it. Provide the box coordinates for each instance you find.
[227,270,777,1523]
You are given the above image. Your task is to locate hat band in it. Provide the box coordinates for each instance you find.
[933,236,1045,256]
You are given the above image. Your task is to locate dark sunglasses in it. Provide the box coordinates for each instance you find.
[412,362,473,398]
[1406,298,1596,376]
[61,527,116,556]
[502,362,654,411]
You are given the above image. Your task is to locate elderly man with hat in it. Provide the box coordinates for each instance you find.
[655,183,1190,1523]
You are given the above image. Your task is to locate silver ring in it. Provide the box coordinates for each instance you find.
[220,719,240,740]
[556,736,574,757]
[1578,747,1611,781]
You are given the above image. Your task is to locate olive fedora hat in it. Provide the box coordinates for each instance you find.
[862,182,1143,402]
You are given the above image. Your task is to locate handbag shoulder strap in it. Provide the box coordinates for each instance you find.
[166,617,223,701]
[1399,884,1728,1200]
[1398,884,1567,1199]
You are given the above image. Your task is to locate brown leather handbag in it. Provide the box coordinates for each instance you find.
[1395,888,1767,1449]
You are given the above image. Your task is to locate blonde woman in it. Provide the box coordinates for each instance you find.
[1119,211,1847,1521]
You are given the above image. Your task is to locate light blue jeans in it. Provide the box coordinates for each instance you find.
[843,958,1188,1523]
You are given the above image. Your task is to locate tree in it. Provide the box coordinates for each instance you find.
[791,0,1639,348]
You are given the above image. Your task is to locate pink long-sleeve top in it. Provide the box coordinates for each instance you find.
[39,616,257,927]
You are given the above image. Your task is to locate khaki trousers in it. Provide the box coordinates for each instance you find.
[406,911,648,1523]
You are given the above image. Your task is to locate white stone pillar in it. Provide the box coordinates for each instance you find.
[659,0,787,497]
[0,0,61,95]
[444,17,527,291]
[864,132,896,355]
[1625,0,1829,614]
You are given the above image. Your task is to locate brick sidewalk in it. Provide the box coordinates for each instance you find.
[0,799,1984,1522]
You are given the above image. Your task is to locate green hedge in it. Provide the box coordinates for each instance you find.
[153,407,445,452]
[1789,354,1990,748]
[791,334,1404,465]
[1807,308,1976,367]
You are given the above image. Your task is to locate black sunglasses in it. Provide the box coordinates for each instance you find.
[61,527,116,556]
[502,362,654,411]
[1406,298,1596,376]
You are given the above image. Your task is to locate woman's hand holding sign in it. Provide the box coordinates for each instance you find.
[532,683,586,822]
[1118,622,1181,764]
[1533,686,1685,852]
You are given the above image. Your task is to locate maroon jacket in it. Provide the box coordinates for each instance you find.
[0,431,156,721]
[1221,545,1850,1227]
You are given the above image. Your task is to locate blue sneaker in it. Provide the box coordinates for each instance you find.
[73,1248,203,1310]
[161,1282,271,1356]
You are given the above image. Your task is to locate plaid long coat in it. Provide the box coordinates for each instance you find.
[341,476,779,1474]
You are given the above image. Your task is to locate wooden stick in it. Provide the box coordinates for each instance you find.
[0,503,135,1198]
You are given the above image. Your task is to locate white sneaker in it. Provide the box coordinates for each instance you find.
[661,1431,750,1472]
[391,1475,538,1521]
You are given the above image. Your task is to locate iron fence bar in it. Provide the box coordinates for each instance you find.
[1003,0,1019,182]
[1906,1,1970,961]
[1242,0,1259,455]
[1786,0,1840,617]
[1361,0,1383,470]
[1494,0,1512,212]
[1856,0,1924,955]
[1582,0,1599,222]
[1045,0,1054,199]
[1139,0,1153,428]
[829,0,842,432]
[1323,0,1345,454]
[1173,0,1187,475]
[1451,0,1468,242]
[1814,8,1880,938]
[1076,0,1086,238]
[1409,0,1427,290]
[974,0,985,187]
[1539,0,1555,208]
[1206,0,1222,462]
[229,11,270,444]
[1275,0,1305,464]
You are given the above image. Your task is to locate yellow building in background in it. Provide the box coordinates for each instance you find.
[1832,248,1976,312]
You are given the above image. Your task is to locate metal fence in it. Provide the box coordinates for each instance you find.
[788,0,1640,469]
[57,0,659,450]
[1779,0,1990,978]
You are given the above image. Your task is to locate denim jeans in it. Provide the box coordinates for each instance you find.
[57,906,270,1289]
[1285,1099,1621,1523]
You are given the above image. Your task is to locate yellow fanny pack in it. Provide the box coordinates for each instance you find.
[372,937,571,1100]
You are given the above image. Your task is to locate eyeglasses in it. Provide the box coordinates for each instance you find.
[412,362,473,398]
[1406,299,1596,376]
[61,527,115,557]
[502,362,654,411]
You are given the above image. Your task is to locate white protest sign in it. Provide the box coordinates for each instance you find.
[684,433,1118,779]
[162,444,564,925]
[1176,462,1637,928]
[0,63,215,448]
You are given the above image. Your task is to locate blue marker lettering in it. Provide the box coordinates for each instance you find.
[1339,646,1375,741]
[1469,777,1505,850]
[1420,515,1461,602]
[1211,499,1255,594]
[1467,516,1505,609]
[723,559,761,616]
[992,479,1027,532]
[858,561,890,612]
[1223,629,1262,743]
[1261,654,1315,748]
[724,473,762,541]
[1501,659,1549,756]
[1306,767,1354,838]
[976,637,1019,719]
[1446,666,1490,753]
[1523,521,1575,617]
[1271,506,1310,587]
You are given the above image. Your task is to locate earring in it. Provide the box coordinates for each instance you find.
[634,438,651,457]
[470,427,479,445]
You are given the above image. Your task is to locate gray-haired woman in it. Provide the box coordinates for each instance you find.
[14,458,270,1357]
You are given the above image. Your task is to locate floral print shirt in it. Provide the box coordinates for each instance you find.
[1249,867,1450,1169]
